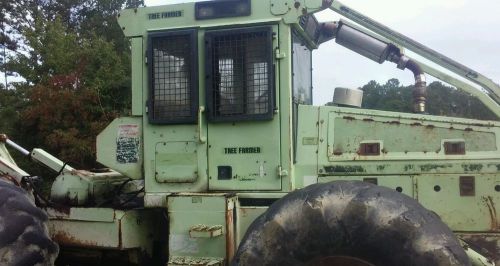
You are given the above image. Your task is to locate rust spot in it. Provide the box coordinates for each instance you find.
[472,123,488,127]
[52,231,99,248]
[343,116,356,121]
[362,118,374,122]
[226,204,235,263]
[482,196,498,231]
[333,149,343,156]
[0,174,21,187]
[411,122,422,126]
[240,207,255,216]
[465,127,474,132]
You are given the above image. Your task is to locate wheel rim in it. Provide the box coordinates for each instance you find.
[307,255,375,266]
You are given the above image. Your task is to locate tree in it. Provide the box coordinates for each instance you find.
[344,79,498,121]
[2,0,139,168]
[9,17,129,168]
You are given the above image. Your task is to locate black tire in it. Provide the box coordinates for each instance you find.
[233,181,470,266]
[0,181,59,265]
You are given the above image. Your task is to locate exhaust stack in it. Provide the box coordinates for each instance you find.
[316,20,428,113]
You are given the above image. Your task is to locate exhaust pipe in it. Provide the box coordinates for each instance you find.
[403,58,427,113]
[316,20,428,113]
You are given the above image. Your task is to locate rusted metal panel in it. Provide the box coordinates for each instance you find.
[50,219,119,248]
[48,207,165,257]
[225,205,235,262]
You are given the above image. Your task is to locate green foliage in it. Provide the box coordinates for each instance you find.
[352,79,498,120]
[2,0,133,171]
[0,86,28,136]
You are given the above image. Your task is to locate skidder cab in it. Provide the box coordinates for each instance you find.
[0,0,498,265]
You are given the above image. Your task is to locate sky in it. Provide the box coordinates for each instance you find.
[3,0,499,106]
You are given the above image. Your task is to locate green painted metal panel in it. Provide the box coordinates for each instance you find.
[277,23,294,192]
[97,117,143,180]
[294,105,320,188]
[417,174,500,232]
[68,208,115,222]
[235,206,267,245]
[207,121,281,191]
[325,107,499,162]
[131,37,143,116]
[155,141,198,183]
[315,106,500,178]
[118,1,281,38]
[317,175,414,198]
[144,124,208,192]
[167,195,235,263]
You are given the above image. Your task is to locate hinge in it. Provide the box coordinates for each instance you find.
[277,166,288,177]
[275,49,286,59]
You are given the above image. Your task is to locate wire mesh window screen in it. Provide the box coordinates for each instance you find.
[149,30,197,123]
[206,27,273,121]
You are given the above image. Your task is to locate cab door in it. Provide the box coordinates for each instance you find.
[205,25,281,191]
[143,29,208,192]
